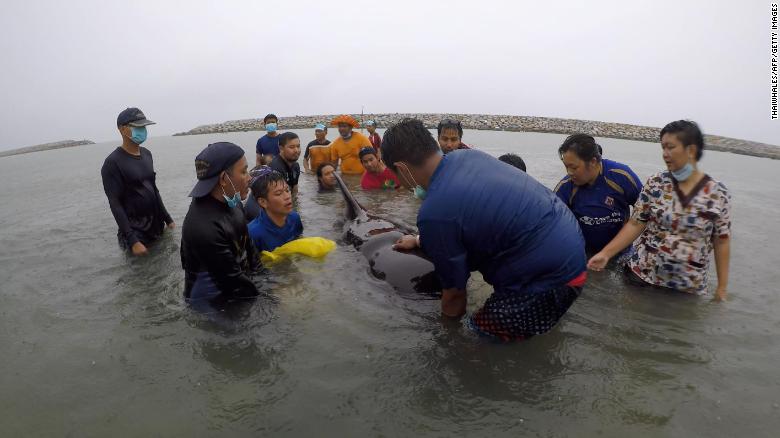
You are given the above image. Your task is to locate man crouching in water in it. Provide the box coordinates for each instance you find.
[181,142,260,308]
[385,119,587,341]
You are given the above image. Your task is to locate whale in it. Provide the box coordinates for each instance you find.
[334,173,441,299]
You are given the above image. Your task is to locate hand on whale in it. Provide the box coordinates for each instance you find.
[334,173,442,298]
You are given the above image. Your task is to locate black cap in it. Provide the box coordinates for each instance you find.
[117,107,156,127]
[189,142,246,198]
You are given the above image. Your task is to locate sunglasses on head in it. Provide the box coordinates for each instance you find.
[249,166,280,185]
[438,119,462,128]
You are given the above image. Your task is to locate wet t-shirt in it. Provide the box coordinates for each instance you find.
[269,154,301,189]
[256,134,280,157]
[101,147,172,247]
[554,159,642,253]
[305,139,332,172]
[418,150,586,294]
[248,210,303,252]
[181,196,259,299]
[330,132,372,175]
[360,167,399,190]
[368,132,381,151]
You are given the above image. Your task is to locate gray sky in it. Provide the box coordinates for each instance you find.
[1,0,777,150]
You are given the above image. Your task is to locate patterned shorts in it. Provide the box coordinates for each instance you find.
[467,272,586,341]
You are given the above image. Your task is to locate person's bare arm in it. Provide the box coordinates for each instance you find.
[588,218,647,270]
[441,287,467,317]
[713,236,730,301]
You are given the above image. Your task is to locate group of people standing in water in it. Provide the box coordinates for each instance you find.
[101,107,731,341]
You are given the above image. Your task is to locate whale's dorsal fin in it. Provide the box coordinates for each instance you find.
[334,173,368,221]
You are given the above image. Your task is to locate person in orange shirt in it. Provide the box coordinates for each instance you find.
[303,123,331,173]
[329,114,372,175]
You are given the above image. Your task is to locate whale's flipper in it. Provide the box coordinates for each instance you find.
[334,173,368,222]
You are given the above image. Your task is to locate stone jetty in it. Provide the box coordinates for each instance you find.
[174,113,780,160]
[0,139,96,158]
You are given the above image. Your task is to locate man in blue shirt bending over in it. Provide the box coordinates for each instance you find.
[385,118,587,341]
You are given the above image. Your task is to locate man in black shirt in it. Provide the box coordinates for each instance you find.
[269,132,301,197]
[101,108,173,256]
[181,142,259,303]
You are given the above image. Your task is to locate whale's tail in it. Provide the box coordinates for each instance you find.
[334,173,368,221]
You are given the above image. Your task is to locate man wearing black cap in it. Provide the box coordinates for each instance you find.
[181,142,259,303]
[101,107,174,256]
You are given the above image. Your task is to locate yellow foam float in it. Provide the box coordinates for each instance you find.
[260,237,336,264]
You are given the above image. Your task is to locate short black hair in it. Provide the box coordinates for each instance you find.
[498,153,526,172]
[263,113,278,124]
[250,171,286,200]
[660,120,705,160]
[558,133,602,163]
[316,162,335,190]
[359,147,377,160]
[278,131,299,147]
[381,118,440,172]
[437,119,463,138]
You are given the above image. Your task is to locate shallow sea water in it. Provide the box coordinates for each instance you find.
[1,129,779,437]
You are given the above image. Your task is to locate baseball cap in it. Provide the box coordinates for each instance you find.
[188,142,246,198]
[314,123,327,131]
[365,120,376,126]
[117,107,156,127]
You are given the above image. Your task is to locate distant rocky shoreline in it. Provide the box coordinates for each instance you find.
[174,113,780,160]
[0,139,95,158]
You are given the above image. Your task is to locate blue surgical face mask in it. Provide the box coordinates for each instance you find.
[413,185,427,200]
[265,123,278,133]
[221,173,242,208]
[671,162,694,182]
[398,163,427,200]
[130,126,147,144]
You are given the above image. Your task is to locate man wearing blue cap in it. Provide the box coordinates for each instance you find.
[101,107,174,256]
[181,142,259,302]
[303,123,331,173]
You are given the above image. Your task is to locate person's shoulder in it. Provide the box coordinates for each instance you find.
[553,176,573,193]
[103,147,121,163]
[269,154,284,169]
[705,175,729,195]
[352,131,370,143]
[307,140,318,147]
[247,214,265,235]
[603,159,640,188]
[140,147,154,160]
[287,211,303,227]
[642,171,670,188]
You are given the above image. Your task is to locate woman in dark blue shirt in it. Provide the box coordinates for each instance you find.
[554,134,642,254]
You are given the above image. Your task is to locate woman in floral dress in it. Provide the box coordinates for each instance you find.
[587,120,731,301]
